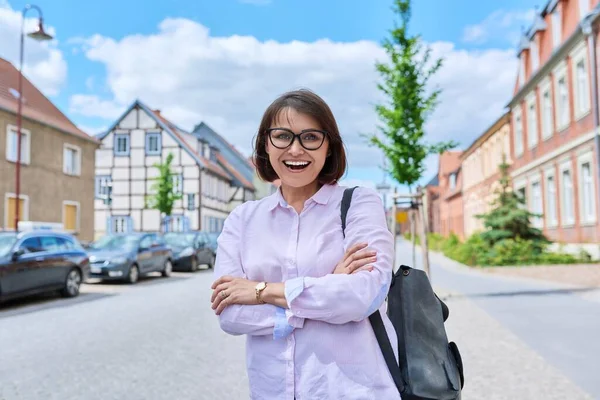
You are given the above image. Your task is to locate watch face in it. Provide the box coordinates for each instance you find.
[256,282,267,291]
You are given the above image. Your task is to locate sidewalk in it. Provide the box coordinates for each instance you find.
[396,239,596,400]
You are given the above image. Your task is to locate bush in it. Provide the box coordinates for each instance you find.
[403,232,591,267]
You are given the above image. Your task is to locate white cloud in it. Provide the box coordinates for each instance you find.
[69,18,518,181]
[463,9,535,45]
[0,2,67,96]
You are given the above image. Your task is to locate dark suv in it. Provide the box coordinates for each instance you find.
[0,231,90,302]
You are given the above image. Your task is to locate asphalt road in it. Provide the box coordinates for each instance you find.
[0,269,249,400]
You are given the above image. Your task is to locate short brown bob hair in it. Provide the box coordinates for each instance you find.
[253,89,347,184]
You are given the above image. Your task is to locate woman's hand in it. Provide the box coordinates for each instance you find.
[333,242,377,275]
[211,276,258,315]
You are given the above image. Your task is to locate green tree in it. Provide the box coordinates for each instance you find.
[476,155,548,247]
[367,0,457,189]
[146,153,182,229]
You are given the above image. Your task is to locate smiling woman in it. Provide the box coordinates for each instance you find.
[210,89,400,399]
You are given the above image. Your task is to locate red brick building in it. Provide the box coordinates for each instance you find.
[509,0,600,258]
[437,151,465,239]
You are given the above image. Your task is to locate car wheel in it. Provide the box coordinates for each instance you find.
[127,264,139,284]
[162,260,173,277]
[61,268,82,298]
[190,257,198,272]
[208,254,216,269]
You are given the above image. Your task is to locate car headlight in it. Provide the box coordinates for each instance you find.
[178,247,194,257]
[110,256,129,264]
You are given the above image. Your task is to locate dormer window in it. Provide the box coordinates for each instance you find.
[530,38,539,72]
[203,143,211,159]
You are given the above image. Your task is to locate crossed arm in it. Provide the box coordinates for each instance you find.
[211,189,394,339]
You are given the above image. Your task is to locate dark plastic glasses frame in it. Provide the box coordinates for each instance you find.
[266,128,328,150]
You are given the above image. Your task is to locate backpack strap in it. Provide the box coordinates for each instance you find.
[340,187,405,394]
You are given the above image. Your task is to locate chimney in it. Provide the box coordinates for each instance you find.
[154,109,161,115]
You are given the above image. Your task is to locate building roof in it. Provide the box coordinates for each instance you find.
[461,112,510,160]
[439,151,463,177]
[0,58,97,143]
[98,100,231,180]
[150,109,231,180]
[193,122,254,176]
[215,152,255,190]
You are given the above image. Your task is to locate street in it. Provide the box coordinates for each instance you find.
[1,241,599,400]
[0,270,248,400]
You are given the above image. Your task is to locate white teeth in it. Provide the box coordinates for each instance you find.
[284,161,309,166]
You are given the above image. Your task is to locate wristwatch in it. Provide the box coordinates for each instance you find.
[255,281,267,304]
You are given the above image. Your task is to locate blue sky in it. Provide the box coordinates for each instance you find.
[2,0,542,188]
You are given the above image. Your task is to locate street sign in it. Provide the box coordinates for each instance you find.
[396,211,408,224]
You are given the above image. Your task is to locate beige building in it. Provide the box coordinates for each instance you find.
[0,58,98,241]
[461,113,512,237]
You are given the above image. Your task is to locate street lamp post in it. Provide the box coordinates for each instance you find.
[14,4,53,231]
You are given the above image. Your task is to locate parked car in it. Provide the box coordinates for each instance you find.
[86,233,172,284]
[204,232,219,254]
[0,230,90,303]
[163,231,215,272]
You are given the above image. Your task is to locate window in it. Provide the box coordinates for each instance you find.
[63,202,79,232]
[574,57,590,119]
[172,175,183,194]
[561,168,575,225]
[531,181,543,228]
[145,132,162,155]
[5,194,28,230]
[95,176,112,199]
[63,144,81,176]
[555,73,570,130]
[114,134,130,156]
[203,143,211,160]
[517,186,527,209]
[6,125,30,164]
[449,173,456,190]
[530,39,539,72]
[110,216,132,234]
[579,160,596,223]
[40,236,69,252]
[541,86,554,139]
[552,8,562,50]
[514,110,524,156]
[527,98,538,148]
[19,237,43,253]
[546,174,558,227]
[579,0,589,18]
[172,216,185,232]
[519,56,526,86]
[187,193,195,211]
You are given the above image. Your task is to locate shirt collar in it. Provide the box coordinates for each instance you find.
[268,183,338,211]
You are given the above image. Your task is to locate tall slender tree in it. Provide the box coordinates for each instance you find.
[367,0,457,189]
[146,153,182,230]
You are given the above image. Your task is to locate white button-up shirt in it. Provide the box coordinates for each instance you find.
[214,183,400,399]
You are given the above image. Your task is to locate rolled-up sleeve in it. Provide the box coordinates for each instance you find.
[284,188,393,324]
[214,205,304,339]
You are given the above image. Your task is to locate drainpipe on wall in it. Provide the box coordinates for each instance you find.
[582,15,600,242]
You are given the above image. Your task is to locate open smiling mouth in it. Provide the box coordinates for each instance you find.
[283,161,311,171]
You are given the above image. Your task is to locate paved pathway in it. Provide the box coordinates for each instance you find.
[396,239,599,399]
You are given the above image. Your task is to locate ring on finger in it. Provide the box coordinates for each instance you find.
[220,291,228,299]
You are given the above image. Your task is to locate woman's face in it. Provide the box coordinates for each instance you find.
[266,108,329,189]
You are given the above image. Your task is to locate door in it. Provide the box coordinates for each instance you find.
[6,197,25,230]
[2,237,44,295]
[63,204,78,232]
[149,234,169,271]
[136,235,155,273]
[195,232,212,264]
[38,235,71,286]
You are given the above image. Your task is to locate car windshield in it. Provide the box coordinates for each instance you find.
[89,235,140,251]
[163,233,196,247]
[0,234,17,257]
[206,233,219,243]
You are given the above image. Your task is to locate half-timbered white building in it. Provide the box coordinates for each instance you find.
[94,100,252,238]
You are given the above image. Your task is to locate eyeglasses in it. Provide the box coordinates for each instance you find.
[266,128,328,151]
